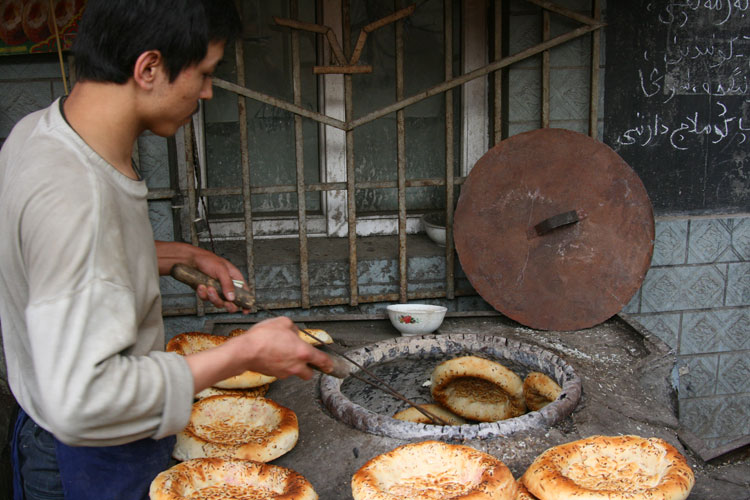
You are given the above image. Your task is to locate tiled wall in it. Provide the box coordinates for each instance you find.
[626,216,750,450]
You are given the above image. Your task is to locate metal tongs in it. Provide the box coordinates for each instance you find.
[170,264,449,425]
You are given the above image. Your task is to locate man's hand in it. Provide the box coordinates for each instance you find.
[155,241,247,313]
[184,317,335,393]
[191,251,247,313]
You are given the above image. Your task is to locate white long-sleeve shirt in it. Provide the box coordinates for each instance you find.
[0,99,194,446]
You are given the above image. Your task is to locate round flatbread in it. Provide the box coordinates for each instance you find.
[166,332,276,389]
[521,435,695,500]
[230,326,334,345]
[516,482,539,500]
[194,384,270,400]
[149,457,318,500]
[351,440,517,500]
[173,395,299,463]
[430,356,526,422]
[523,372,562,411]
[297,328,334,345]
[392,404,469,426]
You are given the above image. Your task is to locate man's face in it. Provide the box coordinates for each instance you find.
[146,40,226,137]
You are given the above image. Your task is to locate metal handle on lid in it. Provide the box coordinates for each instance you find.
[533,210,580,236]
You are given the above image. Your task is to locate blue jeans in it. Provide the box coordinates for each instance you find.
[12,409,176,500]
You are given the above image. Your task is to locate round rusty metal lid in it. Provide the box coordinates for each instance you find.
[454,128,654,331]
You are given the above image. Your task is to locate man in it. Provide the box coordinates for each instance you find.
[0,1,333,499]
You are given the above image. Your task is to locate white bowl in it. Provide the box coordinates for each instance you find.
[422,213,446,246]
[386,304,448,336]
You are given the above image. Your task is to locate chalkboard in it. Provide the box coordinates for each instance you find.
[603,1,749,215]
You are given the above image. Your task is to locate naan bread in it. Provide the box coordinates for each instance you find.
[167,332,276,389]
[523,372,562,411]
[194,384,270,400]
[430,356,526,422]
[230,326,334,345]
[521,435,695,500]
[297,328,334,345]
[351,440,517,500]
[516,481,539,500]
[149,458,318,500]
[392,404,469,426]
[173,395,298,463]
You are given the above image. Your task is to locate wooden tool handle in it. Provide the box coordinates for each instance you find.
[170,264,351,379]
[170,263,255,309]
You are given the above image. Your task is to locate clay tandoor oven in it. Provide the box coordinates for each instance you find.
[320,333,581,441]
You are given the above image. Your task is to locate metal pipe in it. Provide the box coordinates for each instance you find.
[396,0,407,303]
[291,0,311,309]
[200,309,502,325]
[542,9,550,128]
[162,288,482,317]
[444,0,455,300]
[343,0,359,307]
[166,138,184,242]
[235,35,257,312]
[492,0,504,146]
[589,0,601,138]
[523,0,600,26]
[212,78,346,131]
[148,176,467,200]
[183,120,204,317]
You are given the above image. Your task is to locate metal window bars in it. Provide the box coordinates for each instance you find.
[148,0,603,316]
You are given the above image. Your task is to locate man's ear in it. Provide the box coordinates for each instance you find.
[133,50,163,89]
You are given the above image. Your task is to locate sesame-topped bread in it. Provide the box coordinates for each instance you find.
[521,435,695,500]
[173,395,298,463]
[522,372,562,411]
[430,356,526,422]
[167,332,276,389]
[392,404,469,426]
[149,458,318,500]
[351,440,517,500]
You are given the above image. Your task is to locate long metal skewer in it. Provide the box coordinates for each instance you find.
[255,304,450,426]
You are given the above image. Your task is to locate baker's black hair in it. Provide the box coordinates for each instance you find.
[72,0,242,84]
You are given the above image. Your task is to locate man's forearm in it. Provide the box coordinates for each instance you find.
[154,241,202,275]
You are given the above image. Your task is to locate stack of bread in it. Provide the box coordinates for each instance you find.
[393,355,563,425]
[167,328,334,400]
[167,331,276,400]
[172,393,300,463]
[154,328,333,499]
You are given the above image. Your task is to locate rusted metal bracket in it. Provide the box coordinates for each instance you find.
[274,4,416,74]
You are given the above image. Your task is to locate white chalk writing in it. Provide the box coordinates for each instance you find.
[615,101,750,150]
[652,0,749,27]
[614,2,748,151]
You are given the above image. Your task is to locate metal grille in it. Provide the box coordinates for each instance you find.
[151,0,603,315]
